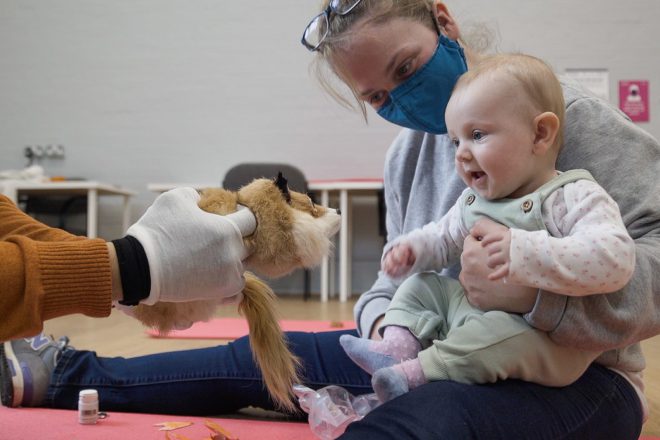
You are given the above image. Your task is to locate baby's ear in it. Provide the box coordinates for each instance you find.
[533,111,560,155]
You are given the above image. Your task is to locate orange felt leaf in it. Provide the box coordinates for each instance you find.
[165,432,194,440]
[205,420,239,440]
[155,421,194,431]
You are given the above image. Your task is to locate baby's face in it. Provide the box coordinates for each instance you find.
[445,75,547,200]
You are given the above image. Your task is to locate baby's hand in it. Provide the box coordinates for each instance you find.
[470,218,512,281]
[382,243,416,278]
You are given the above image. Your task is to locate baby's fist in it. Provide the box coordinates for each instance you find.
[383,243,416,278]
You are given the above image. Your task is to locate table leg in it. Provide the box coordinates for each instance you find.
[121,196,132,235]
[339,189,350,302]
[87,189,98,238]
[2,185,18,204]
[320,189,330,302]
[329,249,336,300]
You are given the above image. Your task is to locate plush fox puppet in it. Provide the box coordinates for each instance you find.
[126,173,341,412]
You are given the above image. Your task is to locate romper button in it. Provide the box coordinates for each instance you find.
[466,194,476,205]
[521,200,533,212]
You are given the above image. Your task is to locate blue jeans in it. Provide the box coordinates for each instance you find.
[340,363,642,440]
[45,330,642,439]
[45,330,371,415]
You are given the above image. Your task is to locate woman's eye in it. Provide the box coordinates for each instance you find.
[396,61,413,78]
[472,130,485,141]
[369,91,386,106]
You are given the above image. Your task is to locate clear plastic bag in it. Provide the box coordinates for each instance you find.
[293,384,381,440]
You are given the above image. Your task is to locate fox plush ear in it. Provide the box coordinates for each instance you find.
[274,172,291,204]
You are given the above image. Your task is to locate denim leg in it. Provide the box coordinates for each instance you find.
[339,364,642,440]
[44,330,372,416]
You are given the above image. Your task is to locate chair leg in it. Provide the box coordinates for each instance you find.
[303,269,311,301]
[377,189,387,245]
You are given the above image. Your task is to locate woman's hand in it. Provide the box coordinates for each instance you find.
[477,219,512,281]
[460,219,537,313]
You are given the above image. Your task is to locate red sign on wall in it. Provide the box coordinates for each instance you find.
[619,80,649,122]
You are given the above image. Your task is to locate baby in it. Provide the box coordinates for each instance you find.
[340,53,636,402]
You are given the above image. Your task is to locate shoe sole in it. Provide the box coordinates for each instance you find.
[0,341,23,407]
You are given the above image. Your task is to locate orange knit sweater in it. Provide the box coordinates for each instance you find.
[0,195,112,341]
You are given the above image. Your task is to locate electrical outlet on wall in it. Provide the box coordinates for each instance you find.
[24,144,65,161]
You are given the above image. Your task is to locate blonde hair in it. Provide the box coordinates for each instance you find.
[310,0,440,117]
[454,53,565,151]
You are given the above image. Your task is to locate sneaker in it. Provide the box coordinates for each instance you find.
[0,333,71,407]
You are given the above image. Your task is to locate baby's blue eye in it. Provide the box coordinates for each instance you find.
[451,138,460,148]
[472,130,484,141]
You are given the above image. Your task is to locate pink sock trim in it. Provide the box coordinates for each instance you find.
[373,326,421,362]
[397,358,427,390]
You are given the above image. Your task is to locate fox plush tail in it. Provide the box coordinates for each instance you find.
[239,272,302,412]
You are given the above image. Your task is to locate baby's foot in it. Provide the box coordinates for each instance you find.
[339,326,421,374]
[371,366,409,403]
[339,335,398,374]
[372,358,427,403]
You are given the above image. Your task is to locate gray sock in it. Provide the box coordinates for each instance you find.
[339,326,421,375]
[372,366,410,403]
[339,334,397,374]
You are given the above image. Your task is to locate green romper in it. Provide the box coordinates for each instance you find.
[382,170,601,386]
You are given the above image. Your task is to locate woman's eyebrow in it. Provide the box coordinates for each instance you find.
[358,87,374,98]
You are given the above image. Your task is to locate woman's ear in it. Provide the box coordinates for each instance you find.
[432,1,460,40]
[532,112,560,155]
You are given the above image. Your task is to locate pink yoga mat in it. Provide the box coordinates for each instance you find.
[0,406,315,440]
[1,406,657,439]
[146,317,355,339]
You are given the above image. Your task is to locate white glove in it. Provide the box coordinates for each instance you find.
[126,187,255,305]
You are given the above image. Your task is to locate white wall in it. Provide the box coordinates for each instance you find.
[1,0,658,296]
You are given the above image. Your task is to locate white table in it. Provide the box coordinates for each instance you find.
[308,179,384,303]
[2,181,136,238]
[147,183,216,193]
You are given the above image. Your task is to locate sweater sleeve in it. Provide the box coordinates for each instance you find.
[353,149,402,337]
[525,84,660,351]
[0,196,112,341]
[508,180,635,295]
[0,195,80,242]
[383,199,467,280]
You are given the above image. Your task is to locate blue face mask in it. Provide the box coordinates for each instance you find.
[376,34,467,134]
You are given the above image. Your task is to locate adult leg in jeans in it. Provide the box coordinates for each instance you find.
[44,330,371,415]
[340,364,642,440]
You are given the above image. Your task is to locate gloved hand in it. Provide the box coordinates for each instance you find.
[126,187,255,305]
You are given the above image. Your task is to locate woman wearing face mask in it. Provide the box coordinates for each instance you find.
[3,1,659,438]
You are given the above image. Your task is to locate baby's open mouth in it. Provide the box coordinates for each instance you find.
[471,171,486,180]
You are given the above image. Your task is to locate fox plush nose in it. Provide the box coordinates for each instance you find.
[336,208,342,216]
